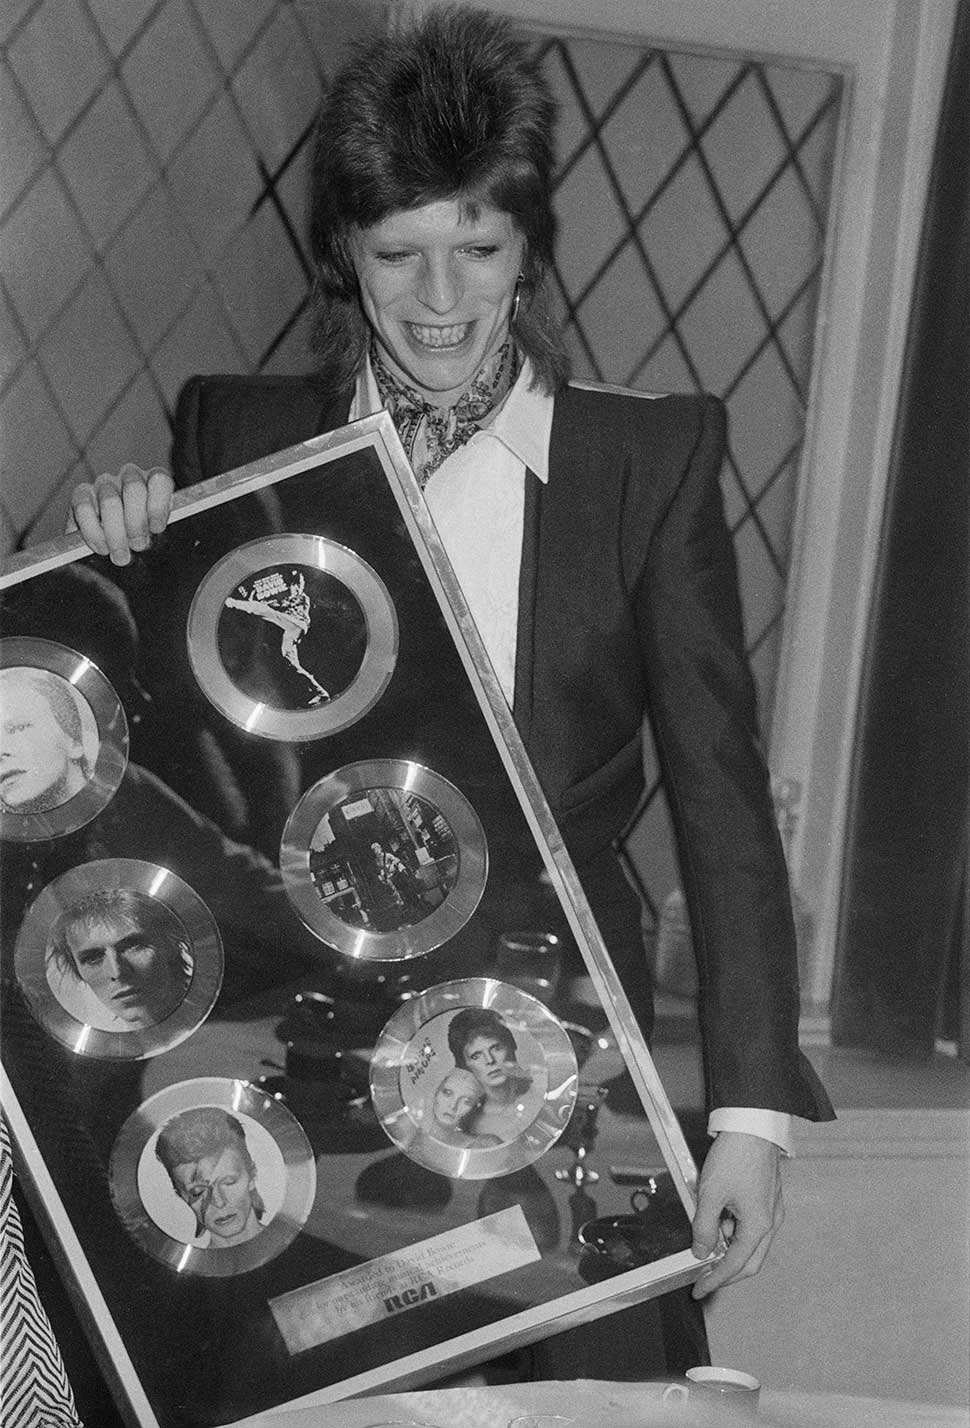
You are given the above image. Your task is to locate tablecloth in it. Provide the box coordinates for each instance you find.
[236,1377,970,1428]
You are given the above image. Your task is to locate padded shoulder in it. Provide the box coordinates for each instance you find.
[547,384,727,596]
[559,380,722,441]
[567,377,665,400]
[552,381,725,507]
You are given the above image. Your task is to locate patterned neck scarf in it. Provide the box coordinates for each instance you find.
[371,338,520,486]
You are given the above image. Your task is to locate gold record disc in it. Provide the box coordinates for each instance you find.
[14,858,223,1061]
[280,759,488,962]
[108,1077,316,1277]
[370,978,579,1180]
[186,535,398,742]
[0,637,128,841]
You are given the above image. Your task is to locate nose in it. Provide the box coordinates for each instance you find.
[210,1182,228,1208]
[103,947,122,981]
[417,254,460,314]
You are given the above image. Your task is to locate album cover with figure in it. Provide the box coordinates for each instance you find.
[0,411,703,1427]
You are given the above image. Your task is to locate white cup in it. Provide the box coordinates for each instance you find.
[507,1417,576,1428]
[662,1367,761,1417]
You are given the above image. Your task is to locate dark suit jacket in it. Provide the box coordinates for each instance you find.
[171,372,833,1123]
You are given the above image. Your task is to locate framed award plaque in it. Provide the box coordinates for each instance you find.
[0,412,704,1427]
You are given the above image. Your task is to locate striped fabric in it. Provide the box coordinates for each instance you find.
[1,1116,82,1428]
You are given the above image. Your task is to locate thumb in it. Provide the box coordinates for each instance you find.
[691,1191,721,1259]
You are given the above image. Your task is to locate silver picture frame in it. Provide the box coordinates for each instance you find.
[0,413,703,1425]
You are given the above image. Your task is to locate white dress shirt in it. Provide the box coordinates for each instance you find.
[353,358,793,1155]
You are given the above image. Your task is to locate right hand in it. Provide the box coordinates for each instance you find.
[68,464,175,565]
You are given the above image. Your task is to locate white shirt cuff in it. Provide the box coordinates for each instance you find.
[707,1108,794,1156]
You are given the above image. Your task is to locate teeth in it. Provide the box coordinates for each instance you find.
[407,323,470,348]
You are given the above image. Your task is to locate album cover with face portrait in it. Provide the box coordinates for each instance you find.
[1,413,699,1427]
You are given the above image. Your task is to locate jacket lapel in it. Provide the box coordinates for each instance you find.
[512,469,542,743]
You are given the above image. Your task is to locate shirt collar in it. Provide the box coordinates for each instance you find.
[355,354,552,483]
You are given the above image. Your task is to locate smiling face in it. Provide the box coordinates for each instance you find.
[171,1146,259,1245]
[350,199,525,406]
[0,676,87,813]
[432,1069,482,1132]
[63,910,186,1028]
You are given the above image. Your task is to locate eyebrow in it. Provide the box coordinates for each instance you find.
[73,930,150,958]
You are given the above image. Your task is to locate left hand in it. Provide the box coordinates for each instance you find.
[689,1131,784,1300]
[67,464,174,565]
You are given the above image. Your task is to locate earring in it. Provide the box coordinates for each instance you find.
[510,273,525,327]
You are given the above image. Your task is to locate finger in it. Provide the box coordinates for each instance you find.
[93,473,134,565]
[693,1219,776,1298]
[68,483,109,556]
[120,463,153,551]
[692,1199,781,1299]
[144,466,175,533]
[690,1189,723,1260]
[735,1226,775,1280]
[692,1223,764,1298]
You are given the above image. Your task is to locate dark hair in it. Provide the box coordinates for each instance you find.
[308,4,569,393]
[447,1007,518,1066]
[48,887,191,984]
[155,1108,265,1229]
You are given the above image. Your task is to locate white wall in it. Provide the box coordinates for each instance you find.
[706,1096,970,1405]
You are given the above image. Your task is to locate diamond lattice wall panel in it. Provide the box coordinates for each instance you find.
[533,32,841,935]
[0,0,389,547]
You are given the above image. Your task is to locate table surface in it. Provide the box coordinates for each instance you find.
[236,1378,970,1428]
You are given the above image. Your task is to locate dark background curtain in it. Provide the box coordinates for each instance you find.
[832,0,970,1059]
